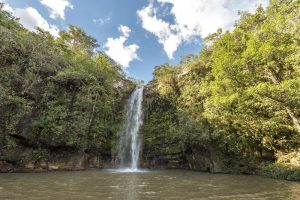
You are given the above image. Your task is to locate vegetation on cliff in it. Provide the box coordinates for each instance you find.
[0,5,134,170]
[141,0,300,180]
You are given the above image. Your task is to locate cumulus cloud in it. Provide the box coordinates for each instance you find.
[104,25,139,68]
[0,1,59,37]
[93,16,111,25]
[137,0,269,59]
[14,7,59,36]
[137,3,180,58]
[1,0,14,13]
[40,0,73,20]
[118,25,131,37]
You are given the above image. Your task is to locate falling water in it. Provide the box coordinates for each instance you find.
[118,85,144,171]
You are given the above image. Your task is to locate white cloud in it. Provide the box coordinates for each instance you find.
[40,0,73,20]
[1,0,14,13]
[93,16,111,25]
[137,0,269,59]
[118,25,131,37]
[104,25,140,68]
[14,7,59,37]
[137,3,179,58]
[0,0,59,37]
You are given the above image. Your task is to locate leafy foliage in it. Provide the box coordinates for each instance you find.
[0,6,134,156]
[141,0,300,171]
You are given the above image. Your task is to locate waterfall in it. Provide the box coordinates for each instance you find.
[118,85,144,171]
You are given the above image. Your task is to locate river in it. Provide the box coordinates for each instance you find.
[0,170,299,200]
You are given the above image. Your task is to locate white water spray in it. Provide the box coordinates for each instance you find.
[118,86,144,171]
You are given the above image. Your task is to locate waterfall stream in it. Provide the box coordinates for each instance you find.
[118,86,144,171]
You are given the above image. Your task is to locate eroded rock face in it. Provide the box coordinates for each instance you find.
[185,147,226,173]
[88,155,116,169]
[143,81,156,98]
[0,148,116,172]
[140,81,228,173]
[0,80,135,173]
[0,161,14,173]
[141,153,185,169]
[47,153,88,171]
[140,148,226,173]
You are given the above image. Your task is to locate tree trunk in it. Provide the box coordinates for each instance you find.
[87,94,98,140]
[286,107,300,133]
[267,69,300,133]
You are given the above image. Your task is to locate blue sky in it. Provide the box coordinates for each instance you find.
[1,0,268,82]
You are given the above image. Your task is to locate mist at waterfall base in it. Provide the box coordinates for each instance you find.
[114,86,145,173]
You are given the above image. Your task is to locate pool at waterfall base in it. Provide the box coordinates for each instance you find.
[0,169,300,200]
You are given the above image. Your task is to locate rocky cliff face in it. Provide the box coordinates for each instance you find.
[0,79,135,173]
[0,148,115,172]
[139,83,300,182]
[140,147,227,173]
[139,82,228,173]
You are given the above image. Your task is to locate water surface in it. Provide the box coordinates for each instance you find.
[0,170,299,200]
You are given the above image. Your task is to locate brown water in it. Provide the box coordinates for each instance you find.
[0,170,299,200]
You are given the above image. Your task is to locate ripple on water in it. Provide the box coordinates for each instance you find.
[103,168,149,173]
[0,170,300,200]
[110,186,123,188]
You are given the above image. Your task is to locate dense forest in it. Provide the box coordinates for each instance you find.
[141,0,300,180]
[0,4,134,171]
[0,0,300,181]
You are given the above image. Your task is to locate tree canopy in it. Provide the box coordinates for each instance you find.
[0,6,134,157]
[141,0,300,176]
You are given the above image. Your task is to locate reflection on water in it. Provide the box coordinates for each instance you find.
[125,173,138,200]
[0,170,300,200]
